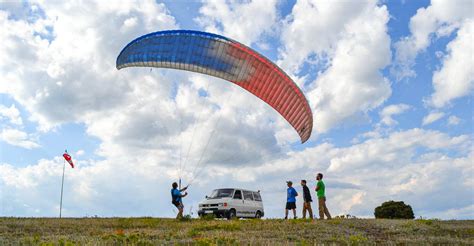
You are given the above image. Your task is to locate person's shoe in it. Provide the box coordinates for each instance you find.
[294,216,298,219]
[284,216,288,219]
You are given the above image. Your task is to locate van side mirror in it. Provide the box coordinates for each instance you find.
[205,195,208,199]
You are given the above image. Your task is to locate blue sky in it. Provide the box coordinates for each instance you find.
[0,0,472,219]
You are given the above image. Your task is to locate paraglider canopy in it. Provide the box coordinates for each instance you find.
[116,30,313,143]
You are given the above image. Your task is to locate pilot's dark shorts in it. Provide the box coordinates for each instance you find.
[286,202,296,209]
[172,201,184,209]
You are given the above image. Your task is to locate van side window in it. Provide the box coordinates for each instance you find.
[233,190,242,199]
[243,191,254,201]
[253,192,262,201]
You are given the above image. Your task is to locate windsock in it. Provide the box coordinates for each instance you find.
[63,151,74,168]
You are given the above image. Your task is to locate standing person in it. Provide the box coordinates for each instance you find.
[301,180,313,219]
[171,182,188,219]
[285,181,298,219]
[315,173,331,220]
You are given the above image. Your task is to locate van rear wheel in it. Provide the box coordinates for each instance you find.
[255,211,262,219]
[227,209,236,220]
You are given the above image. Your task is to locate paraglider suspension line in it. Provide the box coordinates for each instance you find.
[180,79,213,181]
[188,87,236,185]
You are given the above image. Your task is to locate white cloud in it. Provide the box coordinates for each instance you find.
[0,128,39,149]
[195,0,278,46]
[327,128,469,172]
[279,1,366,73]
[393,0,473,80]
[430,204,474,219]
[0,1,178,131]
[0,104,22,125]
[75,150,85,156]
[393,0,473,108]
[429,19,474,108]
[340,192,366,214]
[280,0,392,133]
[447,115,461,126]
[379,104,411,126]
[422,111,445,125]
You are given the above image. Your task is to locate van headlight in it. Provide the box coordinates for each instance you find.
[218,203,228,207]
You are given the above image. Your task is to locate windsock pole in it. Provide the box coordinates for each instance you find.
[59,158,66,218]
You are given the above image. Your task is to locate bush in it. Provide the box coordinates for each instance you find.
[200,214,216,221]
[179,214,192,222]
[374,200,414,219]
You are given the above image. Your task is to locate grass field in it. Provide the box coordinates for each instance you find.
[1,217,473,245]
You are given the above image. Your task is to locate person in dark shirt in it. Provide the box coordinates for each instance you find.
[301,179,313,219]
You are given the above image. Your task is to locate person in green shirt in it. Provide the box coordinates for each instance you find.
[315,173,331,219]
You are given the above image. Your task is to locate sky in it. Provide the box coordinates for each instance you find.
[0,0,472,219]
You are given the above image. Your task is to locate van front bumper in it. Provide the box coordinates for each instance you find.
[198,209,229,218]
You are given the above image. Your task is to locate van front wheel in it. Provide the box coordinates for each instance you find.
[227,209,236,220]
[255,211,262,219]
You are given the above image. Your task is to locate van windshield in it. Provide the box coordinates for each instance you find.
[208,189,234,199]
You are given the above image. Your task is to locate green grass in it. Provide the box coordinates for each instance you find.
[1,217,473,245]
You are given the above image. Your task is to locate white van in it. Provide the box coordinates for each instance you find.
[198,188,264,219]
